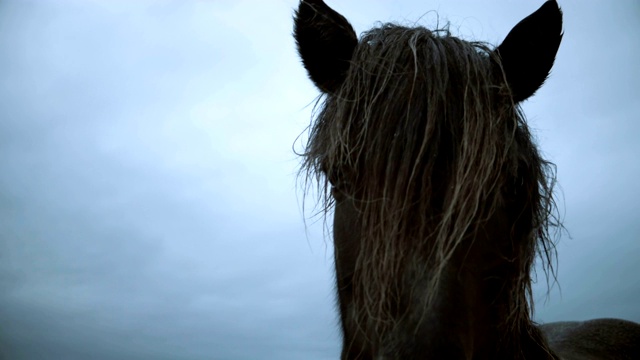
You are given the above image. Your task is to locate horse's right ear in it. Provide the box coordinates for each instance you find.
[294,0,357,93]
[495,0,563,102]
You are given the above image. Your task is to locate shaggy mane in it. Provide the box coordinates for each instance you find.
[299,23,561,352]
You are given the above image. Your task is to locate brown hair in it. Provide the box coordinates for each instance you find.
[300,23,561,349]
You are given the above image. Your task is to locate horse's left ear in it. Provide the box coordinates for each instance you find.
[294,0,357,93]
[495,0,563,102]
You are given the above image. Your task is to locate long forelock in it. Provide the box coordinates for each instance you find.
[300,23,560,344]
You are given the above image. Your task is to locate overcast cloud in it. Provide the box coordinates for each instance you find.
[0,1,638,359]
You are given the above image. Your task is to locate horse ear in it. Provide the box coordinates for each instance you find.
[495,0,563,102]
[294,0,357,93]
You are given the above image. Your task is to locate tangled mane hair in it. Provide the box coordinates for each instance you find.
[299,23,561,348]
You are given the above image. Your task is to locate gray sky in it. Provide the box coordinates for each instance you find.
[0,1,638,359]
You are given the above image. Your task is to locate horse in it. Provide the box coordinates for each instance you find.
[293,0,640,359]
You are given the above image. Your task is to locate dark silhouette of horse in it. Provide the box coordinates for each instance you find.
[293,1,640,359]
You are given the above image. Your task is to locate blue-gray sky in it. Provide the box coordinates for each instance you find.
[0,1,638,359]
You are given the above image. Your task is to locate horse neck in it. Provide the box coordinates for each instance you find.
[421,238,559,359]
[470,275,560,359]
[504,323,562,360]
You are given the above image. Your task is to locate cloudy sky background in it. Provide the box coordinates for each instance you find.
[0,0,638,359]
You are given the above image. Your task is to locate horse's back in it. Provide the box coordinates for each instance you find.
[540,318,640,360]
